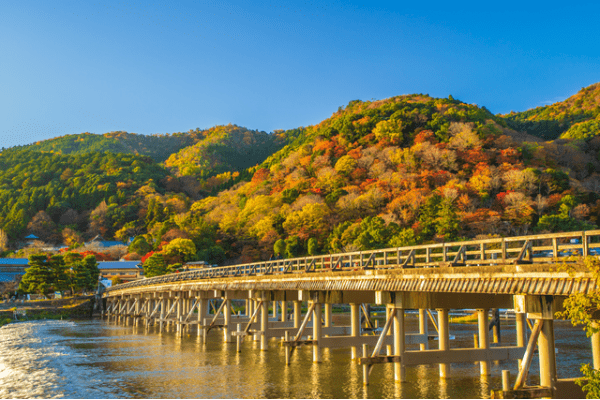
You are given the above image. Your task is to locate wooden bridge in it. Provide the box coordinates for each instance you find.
[103,230,600,398]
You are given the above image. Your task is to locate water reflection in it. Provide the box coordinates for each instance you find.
[0,316,593,398]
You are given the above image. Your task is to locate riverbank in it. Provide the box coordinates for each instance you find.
[0,295,97,328]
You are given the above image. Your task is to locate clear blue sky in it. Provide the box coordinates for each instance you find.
[1,0,599,149]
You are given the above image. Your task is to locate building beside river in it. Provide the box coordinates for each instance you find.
[0,259,28,282]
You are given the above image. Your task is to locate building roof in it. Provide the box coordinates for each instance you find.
[98,261,142,270]
[86,239,126,248]
[25,234,39,239]
[0,272,21,282]
[0,259,29,266]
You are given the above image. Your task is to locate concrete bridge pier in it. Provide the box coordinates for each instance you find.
[478,309,491,376]
[418,309,428,351]
[280,301,288,322]
[293,301,301,329]
[260,296,269,350]
[159,297,165,332]
[392,305,406,382]
[350,303,360,360]
[516,311,527,370]
[224,299,232,342]
[247,299,253,319]
[312,301,323,363]
[539,317,557,390]
[324,303,332,329]
[198,297,207,337]
[437,308,450,379]
[176,295,182,335]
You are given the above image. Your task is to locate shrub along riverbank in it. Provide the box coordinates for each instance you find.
[0,296,96,328]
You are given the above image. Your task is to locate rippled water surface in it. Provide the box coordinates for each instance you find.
[0,315,593,399]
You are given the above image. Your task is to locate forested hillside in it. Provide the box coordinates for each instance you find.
[2,86,600,267]
[503,83,600,140]
[0,149,169,241]
[190,93,600,263]
[16,131,198,162]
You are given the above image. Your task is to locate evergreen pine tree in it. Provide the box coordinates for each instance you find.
[19,254,52,295]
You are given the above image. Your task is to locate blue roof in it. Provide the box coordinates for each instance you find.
[86,240,126,248]
[98,261,142,270]
[0,259,29,266]
[0,272,21,282]
[25,234,39,239]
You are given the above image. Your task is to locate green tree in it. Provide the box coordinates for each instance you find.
[285,235,300,258]
[162,238,197,262]
[70,259,91,294]
[111,276,123,286]
[307,238,318,256]
[19,254,52,296]
[49,255,69,293]
[196,245,226,264]
[435,197,459,240]
[558,257,600,398]
[274,239,286,257]
[389,228,417,247]
[83,255,100,290]
[0,228,9,253]
[143,253,171,278]
[129,236,152,256]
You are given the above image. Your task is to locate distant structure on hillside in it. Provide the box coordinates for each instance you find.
[98,261,143,283]
[86,235,127,249]
[0,258,29,283]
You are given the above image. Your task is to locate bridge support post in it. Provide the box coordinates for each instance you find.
[313,301,322,363]
[516,311,527,370]
[165,297,171,329]
[351,303,360,360]
[272,301,278,319]
[324,303,332,328]
[280,301,287,322]
[247,300,254,319]
[198,297,207,337]
[293,301,301,329]
[393,305,406,382]
[437,308,450,378]
[261,298,269,351]
[592,324,600,370]
[478,309,491,376]
[176,295,182,334]
[224,299,232,343]
[159,297,165,333]
[419,309,429,350]
[539,317,557,390]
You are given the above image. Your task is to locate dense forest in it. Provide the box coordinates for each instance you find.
[504,82,600,140]
[1,84,600,267]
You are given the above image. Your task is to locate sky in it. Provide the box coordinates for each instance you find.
[1,0,599,149]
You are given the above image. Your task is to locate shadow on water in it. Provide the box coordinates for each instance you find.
[0,315,593,398]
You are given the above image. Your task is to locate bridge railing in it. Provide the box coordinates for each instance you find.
[106,229,600,292]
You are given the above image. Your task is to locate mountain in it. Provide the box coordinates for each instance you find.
[503,82,600,140]
[164,124,288,180]
[1,91,599,266]
[16,131,202,162]
[190,94,599,262]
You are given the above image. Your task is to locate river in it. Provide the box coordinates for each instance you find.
[0,314,593,399]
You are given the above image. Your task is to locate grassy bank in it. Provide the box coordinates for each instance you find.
[450,313,478,324]
[0,297,96,328]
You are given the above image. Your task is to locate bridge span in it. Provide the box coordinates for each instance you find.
[103,230,600,398]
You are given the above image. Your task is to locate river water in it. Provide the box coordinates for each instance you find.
[0,314,593,399]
